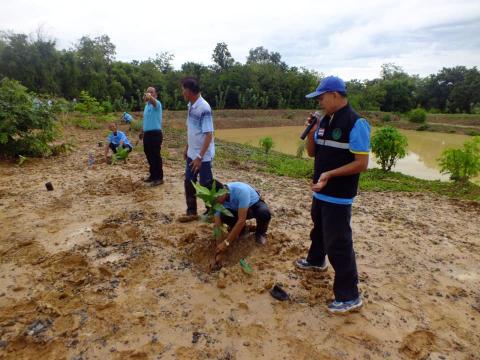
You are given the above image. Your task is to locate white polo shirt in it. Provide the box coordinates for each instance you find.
[186,96,215,162]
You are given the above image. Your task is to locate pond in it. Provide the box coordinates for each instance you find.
[215,126,478,182]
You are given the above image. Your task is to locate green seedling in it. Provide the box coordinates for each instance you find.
[239,258,253,275]
[111,147,130,165]
[192,180,233,240]
[17,155,27,166]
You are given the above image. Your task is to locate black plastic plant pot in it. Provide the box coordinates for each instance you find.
[45,182,54,191]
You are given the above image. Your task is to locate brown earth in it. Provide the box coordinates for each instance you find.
[0,124,479,359]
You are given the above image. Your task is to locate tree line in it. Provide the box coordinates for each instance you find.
[1,31,479,113]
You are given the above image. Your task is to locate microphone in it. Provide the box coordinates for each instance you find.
[300,112,321,140]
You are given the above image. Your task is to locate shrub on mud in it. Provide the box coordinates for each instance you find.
[259,136,274,154]
[371,126,408,171]
[438,136,480,182]
[0,78,58,157]
[408,108,427,123]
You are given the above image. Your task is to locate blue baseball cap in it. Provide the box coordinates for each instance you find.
[305,76,346,98]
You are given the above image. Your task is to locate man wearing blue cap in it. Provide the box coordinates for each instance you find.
[296,76,370,314]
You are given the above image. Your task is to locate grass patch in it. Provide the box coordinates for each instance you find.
[162,125,480,202]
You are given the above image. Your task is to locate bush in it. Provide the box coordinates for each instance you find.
[76,91,104,114]
[112,98,131,112]
[0,78,58,157]
[371,126,408,171]
[382,113,392,122]
[438,136,480,182]
[259,136,274,155]
[416,124,429,131]
[408,108,427,123]
[100,100,113,113]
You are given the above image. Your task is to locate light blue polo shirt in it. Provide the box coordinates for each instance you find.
[123,112,133,123]
[187,96,215,162]
[143,99,162,132]
[217,182,260,215]
[107,130,131,147]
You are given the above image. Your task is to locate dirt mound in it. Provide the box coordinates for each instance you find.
[85,175,137,196]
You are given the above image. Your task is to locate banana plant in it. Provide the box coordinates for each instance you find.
[192,180,233,240]
[111,147,130,165]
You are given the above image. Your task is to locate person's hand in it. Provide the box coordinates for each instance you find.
[183,149,188,161]
[216,240,228,254]
[304,113,319,134]
[139,132,144,140]
[311,172,332,192]
[189,157,202,174]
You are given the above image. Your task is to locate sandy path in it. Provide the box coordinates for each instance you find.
[0,127,479,360]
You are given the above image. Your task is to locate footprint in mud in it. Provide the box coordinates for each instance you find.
[400,329,436,359]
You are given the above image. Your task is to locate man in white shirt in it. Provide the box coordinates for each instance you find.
[181,77,215,217]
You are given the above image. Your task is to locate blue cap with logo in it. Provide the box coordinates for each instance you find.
[305,76,346,98]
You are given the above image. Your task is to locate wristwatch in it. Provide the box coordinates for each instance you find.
[224,239,230,246]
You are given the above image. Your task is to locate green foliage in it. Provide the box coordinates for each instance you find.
[438,136,480,182]
[17,155,27,166]
[111,146,130,164]
[76,91,104,114]
[192,180,233,239]
[408,108,427,123]
[296,140,305,158]
[416,124,429,131]
[259,136,274,154]
[100,100,113,113]
[371,126,408,171]
[72,117,102,129]
[382,113,392,122]
[0,78,58,157]
[130,120,143,132]
[1,30,480,113]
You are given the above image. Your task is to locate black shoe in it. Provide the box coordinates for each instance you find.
[143,177,153,183]
[255,234,267,245]
[295,258,328,272]
[150,179,164,187]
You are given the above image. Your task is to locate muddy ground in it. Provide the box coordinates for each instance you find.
[0,124,479,360]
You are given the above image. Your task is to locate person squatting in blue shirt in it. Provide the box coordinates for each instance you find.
[104,122,132,162]
[211,181,272,263]
[122,112,134,124]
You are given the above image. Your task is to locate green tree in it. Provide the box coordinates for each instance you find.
[212,42,234,71]
[371,126,408,171]
[0,78,58,157]
[438,136,480,182]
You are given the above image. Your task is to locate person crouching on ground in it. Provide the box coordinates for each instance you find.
[212,180,272,256]
[104,122,133,162]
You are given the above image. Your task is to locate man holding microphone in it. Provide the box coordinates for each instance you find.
[296,76,371,314]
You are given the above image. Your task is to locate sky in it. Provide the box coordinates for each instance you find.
[1,0,479,80]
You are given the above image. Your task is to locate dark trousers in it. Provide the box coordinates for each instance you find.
[143,130,163,181]
[184,157,213,215]
[109,143,133,153]
[307,198,359,302]
[220,200,271,236]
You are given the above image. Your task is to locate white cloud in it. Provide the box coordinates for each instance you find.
[0,0,479,79]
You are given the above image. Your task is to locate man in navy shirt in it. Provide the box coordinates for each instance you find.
[212,181,271,254]
[104,123,132,162]
[297,76,370,314]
